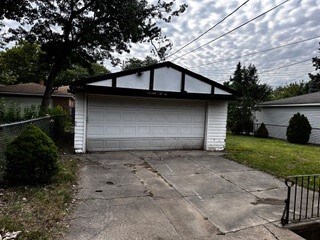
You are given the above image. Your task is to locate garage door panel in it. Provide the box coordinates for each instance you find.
[153,126,166,135]
[88,110,104,122]
[87,125,105,136]
[138,112,151,122]
[106,126,121,135]
[87,96,205,151]
[123,112,137,122]
[106,111,121,122]
[122,126,136,135]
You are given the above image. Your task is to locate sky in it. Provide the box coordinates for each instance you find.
[105,0,320,88]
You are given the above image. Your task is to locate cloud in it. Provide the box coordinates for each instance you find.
[105,0,320,88]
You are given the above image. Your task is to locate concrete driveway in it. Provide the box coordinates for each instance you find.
[66,151,303,240]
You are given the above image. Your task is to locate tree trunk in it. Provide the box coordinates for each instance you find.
[41,61,64,110]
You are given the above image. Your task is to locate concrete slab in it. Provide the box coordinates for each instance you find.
[220,170,284,192]
[251,186,288,200]
[186,192,268,232]
[164,173,243,197]
[215,224,304,240]
[66,151,303,240]
[155,197,221,239]
[77,165,148,200]
[141,175,181,199]
[191,156,254,173]
[147,159,210,177]
[67,196,181,240]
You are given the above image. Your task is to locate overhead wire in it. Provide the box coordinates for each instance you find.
[189,35,320,68]
[259,58,312,74]
[171,0,290,62]
[165,0,250,59]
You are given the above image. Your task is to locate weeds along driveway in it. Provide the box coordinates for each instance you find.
[65,151,303,240]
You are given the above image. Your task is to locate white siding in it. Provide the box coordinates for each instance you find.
[74,93,87,153]
[88,79,112,87]
[185,75,211,94]
[214,87,232,95]
[205,100,228,151]
[117,71,150,90]
[255,107,320,144]
[153,67,181,92]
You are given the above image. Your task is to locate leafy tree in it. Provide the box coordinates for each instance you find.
[1,0,187,109]
[308,43,320,93]
[226,62,272,135]
[309,73,320,93]
[271,81,309,100]
[56,63,110,86]
[0,42,109,85]
[0,41,47,84]
[122,56,158,70]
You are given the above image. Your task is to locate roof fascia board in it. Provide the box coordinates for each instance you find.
[76,85,235,101]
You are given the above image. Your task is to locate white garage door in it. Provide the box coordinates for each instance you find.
[86,95,206,151]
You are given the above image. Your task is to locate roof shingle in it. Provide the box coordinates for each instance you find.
[262,91,320,106]
[0,83,73,98]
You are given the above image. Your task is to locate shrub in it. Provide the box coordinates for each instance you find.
[46,106,72,141]
[286,113,312,144]
[231,118,253,135]
[255,123,269,138]
[4,125,58,185]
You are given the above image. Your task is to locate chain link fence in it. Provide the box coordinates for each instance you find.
[0,116,56,180]
[255,123,320,145]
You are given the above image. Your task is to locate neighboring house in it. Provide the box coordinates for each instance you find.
[255,91,320,144]
[0,83,75,114]
[71,61,235,153]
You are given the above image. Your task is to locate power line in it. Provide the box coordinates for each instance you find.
[165,0,250,59]
[259,58,311,74]
[171,0,290,62]
[190,35,320,67]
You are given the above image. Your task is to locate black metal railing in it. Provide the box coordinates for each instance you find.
[281,174,320,226]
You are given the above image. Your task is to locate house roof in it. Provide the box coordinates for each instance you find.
[71,61,236,100]
[0,83,74,98]
[261,91,320,107]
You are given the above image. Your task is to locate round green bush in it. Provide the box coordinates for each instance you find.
[4,124,58,185]
[286,113,312,144]
[255,123,269,138]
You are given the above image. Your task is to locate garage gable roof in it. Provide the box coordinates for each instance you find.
[71,61,235,100]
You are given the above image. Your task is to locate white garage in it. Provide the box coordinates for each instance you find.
[72,62,235,153]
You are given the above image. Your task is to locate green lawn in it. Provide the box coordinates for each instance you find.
[225,134,320,179]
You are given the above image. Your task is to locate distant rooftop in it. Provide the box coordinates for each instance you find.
[262,91,320,106]
[0,83,74,98]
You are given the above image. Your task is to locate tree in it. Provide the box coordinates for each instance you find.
[0,41,47,84]
[56,63,110,86]
[2,0,187,109]
[122,56,158,70]
[226,62,272,135]
[0,42,109,85]
[308,42,320,93]
[271,81,309,100]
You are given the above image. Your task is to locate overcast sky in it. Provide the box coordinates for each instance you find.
[105,0,320,88]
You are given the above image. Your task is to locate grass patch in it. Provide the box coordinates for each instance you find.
[0,154,79,239]
[225,134,320,179]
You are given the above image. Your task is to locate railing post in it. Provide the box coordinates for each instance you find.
[282,178,294,225]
